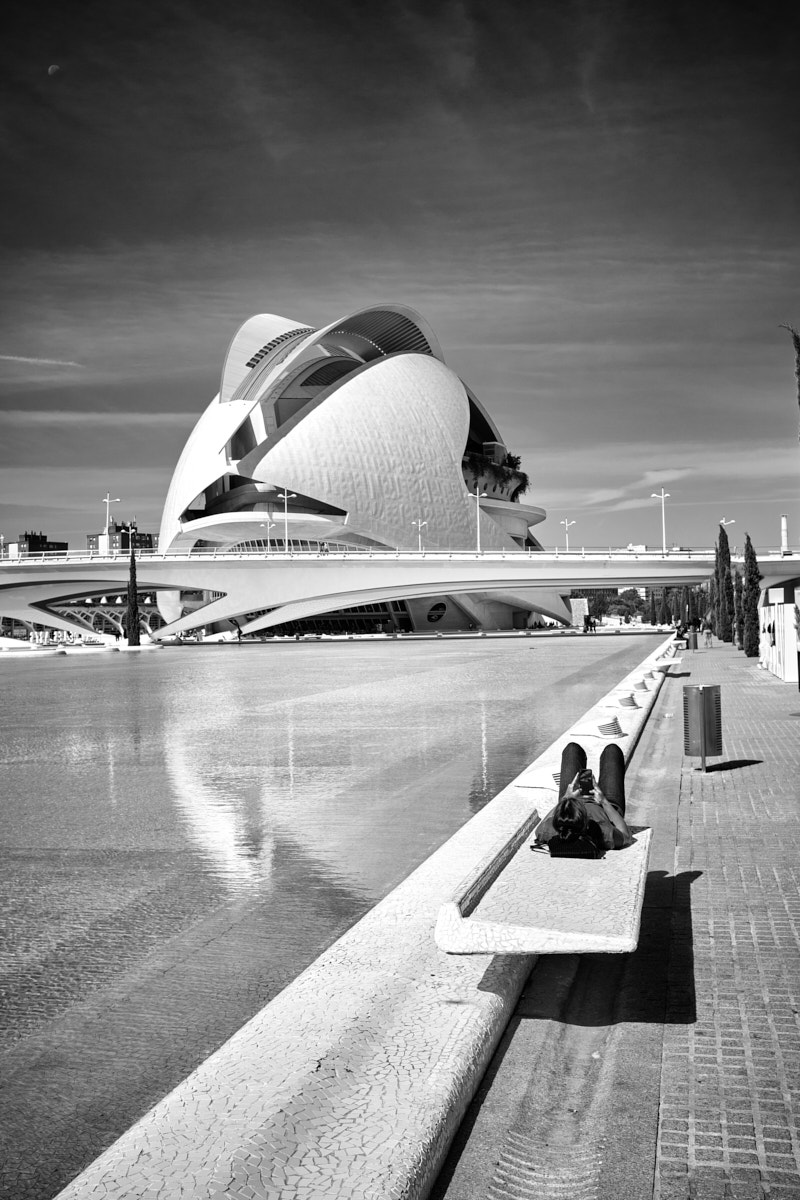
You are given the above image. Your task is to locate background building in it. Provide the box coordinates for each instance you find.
[3,531,68,558]
[86,520,157,555]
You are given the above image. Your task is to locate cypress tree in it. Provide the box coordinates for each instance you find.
[717,525,734,642]
[742,534,761,656]
[648,591,657,626]
[734,570,744,649]
[714,537,724,628]
[658,589,670,625]
[126,548,141,646]
[708,575,717,633]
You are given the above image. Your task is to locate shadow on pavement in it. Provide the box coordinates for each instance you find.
[507,868,702,1027]
[702,757,762,772]
[431,869,702,1199]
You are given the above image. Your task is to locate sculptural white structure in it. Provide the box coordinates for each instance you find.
[157,303,565,631]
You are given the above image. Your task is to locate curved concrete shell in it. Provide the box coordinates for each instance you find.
[157,303,561,631]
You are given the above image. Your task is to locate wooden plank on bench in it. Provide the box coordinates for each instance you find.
[435,827,652,956]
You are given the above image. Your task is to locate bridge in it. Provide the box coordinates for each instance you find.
[2,547,797,639]
[4,545,784,640]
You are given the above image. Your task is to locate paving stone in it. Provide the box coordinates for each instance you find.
[653,644,800,1198]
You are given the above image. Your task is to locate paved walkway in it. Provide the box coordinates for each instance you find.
[433,641,800,1200]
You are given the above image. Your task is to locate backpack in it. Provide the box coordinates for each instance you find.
[547,833,605,860]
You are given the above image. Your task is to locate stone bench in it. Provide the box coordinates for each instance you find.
[435,825,653,955]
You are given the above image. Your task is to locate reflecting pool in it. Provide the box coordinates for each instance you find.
[0,633,662,1199]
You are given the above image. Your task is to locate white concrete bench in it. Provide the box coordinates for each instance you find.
[436,826,652,955]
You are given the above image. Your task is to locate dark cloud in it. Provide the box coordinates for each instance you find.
[1,0,799,547]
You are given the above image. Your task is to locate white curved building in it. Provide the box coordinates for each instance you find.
[159,304,568,632]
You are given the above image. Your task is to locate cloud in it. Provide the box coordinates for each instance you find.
[0,354,82,367]
[535,440,800,521]
[0,466,171,542]
[0,410,191,427]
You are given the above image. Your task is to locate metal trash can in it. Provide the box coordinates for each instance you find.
[687,631,698,650]
[683,684,722,771]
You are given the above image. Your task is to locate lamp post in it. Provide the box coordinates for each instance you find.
[259,520,276,552]
[651,489,670,556]
[468,489,487,552]
[412,519,427,553]
[560,517,576,552]
[102,493,121,532]
[277,491,296,552]
[720,516,735,529]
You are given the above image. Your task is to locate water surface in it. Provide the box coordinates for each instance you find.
[0,634,662,1198]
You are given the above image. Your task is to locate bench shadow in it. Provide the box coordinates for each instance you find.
[433,869,702,1197]
[476,867,702,1027]
[702,758,762,772]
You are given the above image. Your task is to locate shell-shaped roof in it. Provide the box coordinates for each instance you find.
[159,304,519,554]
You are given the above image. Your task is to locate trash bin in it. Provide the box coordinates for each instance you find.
[683,684,722,770]
[687,631,698,650]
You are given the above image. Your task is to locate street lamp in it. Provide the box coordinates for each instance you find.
[259,520,276,552]
[651,489,670,556]
[277,491,296,552]
[412,519,427,553]
[560,517,576,552]
[468,489,487,552]
[720,517,735,529]
[102,492,121,532]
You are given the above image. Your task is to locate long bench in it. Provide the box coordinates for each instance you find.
[435,826,652,955]
[434,644,673,957]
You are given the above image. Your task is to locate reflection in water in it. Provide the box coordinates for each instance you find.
[165,714,277,894]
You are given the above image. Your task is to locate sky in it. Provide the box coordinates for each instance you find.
[1,0,799,554]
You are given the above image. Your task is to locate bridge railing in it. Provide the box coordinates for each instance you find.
[0,545,759,567]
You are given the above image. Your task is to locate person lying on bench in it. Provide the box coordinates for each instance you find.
[534,741,634,858]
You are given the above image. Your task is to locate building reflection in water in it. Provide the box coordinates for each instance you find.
[164,713,277,894]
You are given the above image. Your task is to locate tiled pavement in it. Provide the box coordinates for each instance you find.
[656,645,800,1199]
[434,641,800,1200]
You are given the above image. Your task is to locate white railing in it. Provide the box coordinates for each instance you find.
[0,545,742,567]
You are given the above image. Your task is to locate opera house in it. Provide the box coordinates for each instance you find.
[158,303,569,634]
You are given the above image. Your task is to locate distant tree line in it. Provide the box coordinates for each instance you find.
[571,526,763,658]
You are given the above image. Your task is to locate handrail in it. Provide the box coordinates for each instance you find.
[0,546,756,567]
